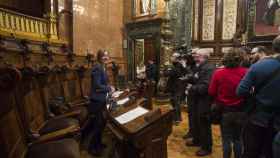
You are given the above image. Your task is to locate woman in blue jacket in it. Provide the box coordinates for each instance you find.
[86,50,113,156]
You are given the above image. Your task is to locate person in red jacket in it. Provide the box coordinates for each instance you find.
[208,48,247,158]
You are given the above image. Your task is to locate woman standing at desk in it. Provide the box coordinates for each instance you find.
[87,50,114,156]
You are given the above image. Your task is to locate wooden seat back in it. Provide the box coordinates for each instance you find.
[0,95,28,158]
[80,69,91,97]
[0,68,27,158]
[47,73,64,101]
[16,73,48,133]
[59,70,83,103]
[38,71,65,107]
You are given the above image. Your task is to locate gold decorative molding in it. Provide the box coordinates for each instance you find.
[0,8,67,44]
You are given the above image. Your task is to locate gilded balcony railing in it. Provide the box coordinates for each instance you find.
[0,8,61,43]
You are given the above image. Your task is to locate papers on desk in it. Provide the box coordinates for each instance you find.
[112,91,124,98]
[115,106,149,124]
[116,97,130,105]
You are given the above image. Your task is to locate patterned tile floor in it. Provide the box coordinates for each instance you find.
[82,110,223,158]
[167,111,223,158]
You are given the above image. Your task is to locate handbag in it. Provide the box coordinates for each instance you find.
[210,103,224,124]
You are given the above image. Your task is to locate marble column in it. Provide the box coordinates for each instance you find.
[184,0,192,51]
[169,0,192,51]
[161,0,174,67]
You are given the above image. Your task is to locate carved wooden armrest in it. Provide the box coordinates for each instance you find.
[137,97,147,106]
[67,100,90,108]
[30,125,80,145]
[53,110,82,119]
[128,91,138,97]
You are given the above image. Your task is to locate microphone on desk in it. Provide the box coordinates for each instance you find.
[107,92,117,112]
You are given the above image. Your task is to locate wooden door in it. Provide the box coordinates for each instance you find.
[144,38,156,65]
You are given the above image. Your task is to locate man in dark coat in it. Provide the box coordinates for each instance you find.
[111,61,119,88]
[85,50,113,156]
[183,49,199,140]
[186,48,215,157]
[146,60,157,81]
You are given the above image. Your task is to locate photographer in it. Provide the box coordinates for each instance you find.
[182,48,199,140]
[166,52,185,125]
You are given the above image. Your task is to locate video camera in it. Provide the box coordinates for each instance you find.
[173,44,192,55]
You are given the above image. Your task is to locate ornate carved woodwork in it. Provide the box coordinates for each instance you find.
[202,0,216,41]
[222,0,238,40]
[193,0,278,56]
[133,0,158,17]
[247,0,279,45]
[0,66,81,158]
[192,0,247,56]
[80,69,91,97]
[0,8,66,44]
[41,43,54,65]
[126,18,162,80]
[61,44,75,64]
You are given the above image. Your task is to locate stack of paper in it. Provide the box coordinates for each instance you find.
[115,106,149,124]
[116,97,130,105]
[112,91,124,98]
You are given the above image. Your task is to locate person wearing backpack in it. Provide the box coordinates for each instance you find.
[237,35,280,158]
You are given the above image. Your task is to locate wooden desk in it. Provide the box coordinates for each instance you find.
[107,102,173,158]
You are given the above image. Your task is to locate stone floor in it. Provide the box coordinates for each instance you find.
[81,110,223,158]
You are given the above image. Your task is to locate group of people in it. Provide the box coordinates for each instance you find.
[166,35,280,158]
[81,35,280,157]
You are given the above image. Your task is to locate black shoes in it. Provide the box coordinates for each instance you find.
[196,149,212,157]
[185,139,212,157]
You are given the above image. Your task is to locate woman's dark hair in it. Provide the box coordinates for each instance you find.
[222,48,243,68]
[96,49,105,62]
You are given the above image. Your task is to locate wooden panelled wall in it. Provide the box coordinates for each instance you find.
[192,0,247,56]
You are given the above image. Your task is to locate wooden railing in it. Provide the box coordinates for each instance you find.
[0,8,61,43]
